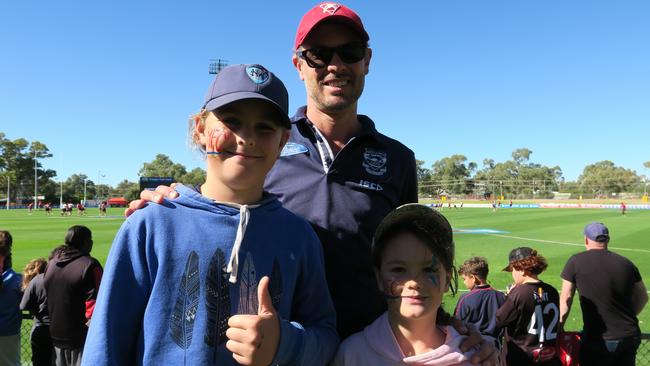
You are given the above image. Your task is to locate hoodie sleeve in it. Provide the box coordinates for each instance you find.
[272,224,339,366]
[82,219,151,366]
[83,259,103,320]
[20,277,37,314]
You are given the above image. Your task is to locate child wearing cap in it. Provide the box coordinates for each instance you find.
[496,247,561,366]
[82,64,338,366]
[455,257,506,341]
[331,204,475,365]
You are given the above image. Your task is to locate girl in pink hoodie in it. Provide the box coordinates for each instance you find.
[331,204,475,366]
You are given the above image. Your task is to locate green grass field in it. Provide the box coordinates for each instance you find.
[3,206,649,333]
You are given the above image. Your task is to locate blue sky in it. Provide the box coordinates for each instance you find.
[2,0,649,187]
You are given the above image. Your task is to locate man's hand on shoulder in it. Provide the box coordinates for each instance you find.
[452,318,499,365]
[124,183,179,217]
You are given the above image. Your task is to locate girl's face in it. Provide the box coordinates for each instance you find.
[197,99,289,193]
[376,232,450,322]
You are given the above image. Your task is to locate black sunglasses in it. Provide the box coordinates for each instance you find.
[297,42,366,68]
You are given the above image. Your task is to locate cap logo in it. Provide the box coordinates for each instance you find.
[320,3,341,15]
[246,66,269,84]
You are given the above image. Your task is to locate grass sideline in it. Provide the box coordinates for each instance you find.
[3,206,649,333]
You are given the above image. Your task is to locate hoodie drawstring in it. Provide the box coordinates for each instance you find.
[227,204,250,283]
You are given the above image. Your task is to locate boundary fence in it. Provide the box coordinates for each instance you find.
[18,313,650,365]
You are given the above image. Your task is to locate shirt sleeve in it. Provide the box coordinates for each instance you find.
[560,256,576,282]
[81,220,151,366]
[496,288,521,330]
[400,153,418,205]
[20,278,36,313]
[272,225,339,366]
[84,261,104,320]
[454,294,469,320]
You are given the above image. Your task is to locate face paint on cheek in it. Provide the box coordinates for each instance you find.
[206,127,233,155]
[382,278,402,301]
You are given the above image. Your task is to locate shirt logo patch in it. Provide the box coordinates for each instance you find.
[246,66,269,84]
[362,148,387,176]
[280,142,309,157]
[320,3,341,15]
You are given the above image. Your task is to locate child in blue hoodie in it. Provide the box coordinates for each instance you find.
[82,64,338,366]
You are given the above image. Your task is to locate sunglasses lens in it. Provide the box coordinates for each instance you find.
[302,48,331,68]
[337,43,366,63]
[300,42,366,68]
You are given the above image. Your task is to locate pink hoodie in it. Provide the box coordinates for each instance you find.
[331,312,475,366]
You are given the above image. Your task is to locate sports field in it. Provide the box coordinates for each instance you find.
[2,206,649,333]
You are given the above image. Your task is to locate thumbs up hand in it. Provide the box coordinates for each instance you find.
[226,276,280,366]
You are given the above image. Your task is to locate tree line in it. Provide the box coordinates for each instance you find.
[418,148,649,199]
[1,133,647,203]
[0,132,206,204]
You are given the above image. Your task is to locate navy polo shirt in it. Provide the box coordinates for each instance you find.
[265,106,417,338]
[454,285,506,339]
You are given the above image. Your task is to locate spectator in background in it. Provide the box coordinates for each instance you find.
[98,201,106,217]
[559,222,648,366]
[21,257,53,366]
[496,247,561,366]
[44,225,103,366]
[455,257,506,342]
[0,230,22,366]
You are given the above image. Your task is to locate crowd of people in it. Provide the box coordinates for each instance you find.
[1,225,103,366]
[1,2,647,366]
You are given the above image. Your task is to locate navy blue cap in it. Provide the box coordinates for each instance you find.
[503,247,535,271]
[202,64,291,129]
[584,222,609,243]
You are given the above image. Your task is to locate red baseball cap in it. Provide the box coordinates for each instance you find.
[294,2,369,49]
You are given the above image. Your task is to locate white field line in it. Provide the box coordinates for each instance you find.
[485,233,650,254]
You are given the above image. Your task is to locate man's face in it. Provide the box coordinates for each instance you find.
[294,22,371,114]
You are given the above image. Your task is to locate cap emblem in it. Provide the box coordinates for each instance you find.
[320,3,341,15]
[246,66,269,84]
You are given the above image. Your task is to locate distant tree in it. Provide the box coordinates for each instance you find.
[63,174,92,203]
[430,154,475,195]
[180,167,206,186]
[482,158,495,170]
[113,179,141,201]
[644,161,650,171]
[138,154,187,181]
[0,135,56,203]
[474,148,561,198]
[578,160,639,196]
[511,148,532,165]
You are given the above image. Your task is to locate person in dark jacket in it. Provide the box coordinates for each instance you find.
[44,225,103,366]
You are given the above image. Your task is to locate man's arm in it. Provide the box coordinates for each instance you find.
[632,280,649,315]
[559,279,576,331]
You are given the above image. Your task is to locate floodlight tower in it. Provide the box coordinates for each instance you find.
[209,59,229,75]
[34,149,38,208]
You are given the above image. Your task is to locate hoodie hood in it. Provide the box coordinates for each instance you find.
[52,246,87,267]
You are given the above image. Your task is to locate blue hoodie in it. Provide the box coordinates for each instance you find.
[82,184,338,365]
